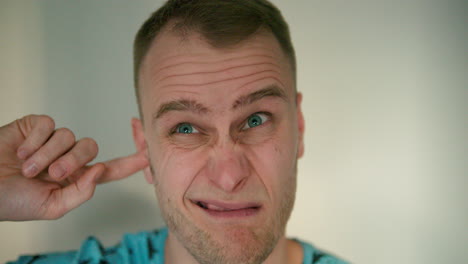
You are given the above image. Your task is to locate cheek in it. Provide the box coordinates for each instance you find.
[247,126,298,201]
[149,140,207,201]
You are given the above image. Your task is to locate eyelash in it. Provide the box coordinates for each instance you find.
[241,112,271,130]
[170,112,271,134]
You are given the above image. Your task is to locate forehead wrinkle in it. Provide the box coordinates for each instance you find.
[148,53,280,85]
[153,99,210,124]
[232,85,288,110]
[150,51,279,77]
[238,75,287,95]
[158,69,281,90]
[158,62,280,84]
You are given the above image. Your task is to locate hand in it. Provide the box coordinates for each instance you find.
[0,115,148,221]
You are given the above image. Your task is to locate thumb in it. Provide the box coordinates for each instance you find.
[42,163,105,220]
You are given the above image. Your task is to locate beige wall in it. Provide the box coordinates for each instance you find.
[1,1,466,263]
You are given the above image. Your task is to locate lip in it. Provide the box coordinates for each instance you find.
[191,199,262,218]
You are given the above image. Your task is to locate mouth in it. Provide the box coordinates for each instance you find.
[191,200,262,218]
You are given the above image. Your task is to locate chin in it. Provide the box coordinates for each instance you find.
[193,226,278,264]
[165,205,281,264]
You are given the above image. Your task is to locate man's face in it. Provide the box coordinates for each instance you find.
[134,29,304,264]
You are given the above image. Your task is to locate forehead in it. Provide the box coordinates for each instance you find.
[138,29,294,117]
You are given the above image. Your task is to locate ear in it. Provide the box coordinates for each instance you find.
[296,93,305,158]
[131,118,154,184]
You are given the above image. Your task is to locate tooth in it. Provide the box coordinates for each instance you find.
[206,203,225,211]
[206,203,236,211]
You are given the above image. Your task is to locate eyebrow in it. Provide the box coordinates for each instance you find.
[231,85,287,110]
[152,85,287,124]
[153,99,210,122]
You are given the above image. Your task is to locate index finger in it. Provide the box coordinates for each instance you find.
[16,115,56,160]
[97,151,149,184]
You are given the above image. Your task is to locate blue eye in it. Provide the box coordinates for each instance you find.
[243,113,269,130]
[175,123,199,134]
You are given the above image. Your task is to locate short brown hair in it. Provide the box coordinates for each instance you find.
[133,0,296,110]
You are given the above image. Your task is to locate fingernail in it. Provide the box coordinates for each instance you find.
[24,162,38,177]
[17,148,28,160]
[52,164,66,179]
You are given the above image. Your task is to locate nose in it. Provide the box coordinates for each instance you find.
[206,142,250,193]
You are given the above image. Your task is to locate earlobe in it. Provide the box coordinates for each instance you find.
[131,118,154,184]
[296,93,305,158]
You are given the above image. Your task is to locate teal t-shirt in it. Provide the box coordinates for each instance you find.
[8,228,347,264]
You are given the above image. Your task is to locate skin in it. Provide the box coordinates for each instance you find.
[0,115,148,221]
[132,27,305,264]
[0,21,304,264]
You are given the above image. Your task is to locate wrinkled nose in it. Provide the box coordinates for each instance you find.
[206,143,250,193]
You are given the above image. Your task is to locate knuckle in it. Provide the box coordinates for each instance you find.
[46,210,66,220]
[81,137,99,156]
[56,127,76,143]
[22,114,36,120]
[23,114,40,121]
[38,115,55,131]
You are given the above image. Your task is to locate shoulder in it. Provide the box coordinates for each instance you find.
[295,238,349,264]
[7,228,168,264]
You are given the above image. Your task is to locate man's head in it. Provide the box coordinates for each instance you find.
[133,0,297,118]
[131,1,304,263]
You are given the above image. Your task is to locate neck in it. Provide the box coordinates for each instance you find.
[164,231,303,264]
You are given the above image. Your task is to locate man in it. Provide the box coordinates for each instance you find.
[1,0,347,263]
